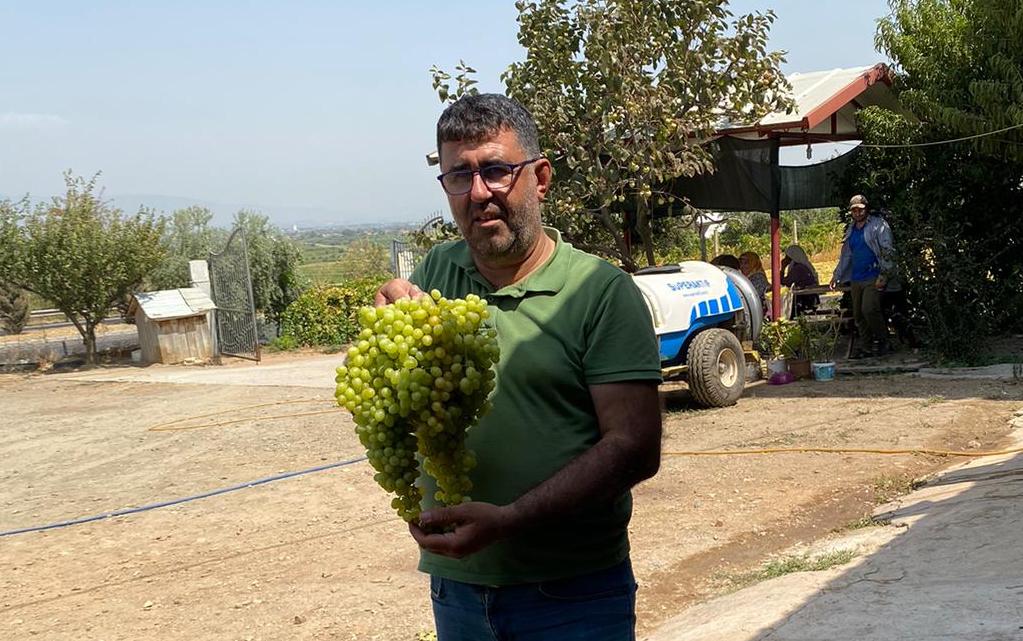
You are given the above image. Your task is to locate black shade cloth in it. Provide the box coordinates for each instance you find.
[664,137,861,215]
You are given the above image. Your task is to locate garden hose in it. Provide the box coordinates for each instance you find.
[147,399,1023,459]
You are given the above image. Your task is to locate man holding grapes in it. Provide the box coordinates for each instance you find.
[375,93,662,640]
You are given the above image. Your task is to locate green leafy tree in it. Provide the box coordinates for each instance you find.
[231,211,304,332]
[0,281,30,334]
[4,173,166,364]
[337,238,393,281]
[149,206,226,290]
[432,0,791,270]
[877,0,1023,160]
[841,0,1023,360]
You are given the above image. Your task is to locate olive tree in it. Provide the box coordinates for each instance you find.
[432,0,791,270]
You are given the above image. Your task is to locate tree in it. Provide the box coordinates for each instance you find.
[337,238,393,281]
[0,281,30,335]
[432,0,791,270]
[231,211,303,332]
[840,0,1023,360]
[149,206,226,290]
[877,0,1023,160]
[4,173,166,364]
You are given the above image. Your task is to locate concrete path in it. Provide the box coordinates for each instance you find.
[58,353,342,389]
[646,411,1023,641]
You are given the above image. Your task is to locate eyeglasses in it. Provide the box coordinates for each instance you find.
[437,158,543,195]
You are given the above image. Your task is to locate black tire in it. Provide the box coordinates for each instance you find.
[687,328,746,408]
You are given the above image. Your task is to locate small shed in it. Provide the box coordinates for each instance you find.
[128,288,217,364]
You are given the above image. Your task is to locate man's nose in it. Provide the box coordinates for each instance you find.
[469,172,493,203]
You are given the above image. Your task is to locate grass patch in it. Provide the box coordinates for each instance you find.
[841,514,889,531]
[721,550,856,591]
[920,395,946,407]
[873,474,918,504]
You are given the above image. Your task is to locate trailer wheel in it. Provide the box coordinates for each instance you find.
[687,328,746,408]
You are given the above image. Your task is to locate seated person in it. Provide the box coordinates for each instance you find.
[781,245,820,315]
[710,254,741,270]
[738,251,769,311]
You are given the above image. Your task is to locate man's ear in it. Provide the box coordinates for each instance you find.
[533,158,553,201]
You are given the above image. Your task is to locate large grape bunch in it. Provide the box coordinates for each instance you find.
[335,290,499,522]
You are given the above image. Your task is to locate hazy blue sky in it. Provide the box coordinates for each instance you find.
[1,1,891,226]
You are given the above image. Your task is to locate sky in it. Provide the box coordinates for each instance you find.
[0,1,891,227]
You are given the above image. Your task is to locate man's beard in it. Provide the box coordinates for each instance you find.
[464,200,541,264]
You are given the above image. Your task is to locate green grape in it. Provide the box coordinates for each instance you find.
[334,289,499,522]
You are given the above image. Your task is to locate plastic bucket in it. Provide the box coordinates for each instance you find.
[812,361,836,382]
[767,358,787,376]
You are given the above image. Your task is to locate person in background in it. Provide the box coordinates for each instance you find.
[830,194,894,357]
[781,245,820,315]
[710,254,741,270]
[738,251,769,311]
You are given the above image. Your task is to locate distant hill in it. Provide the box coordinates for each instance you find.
[109,193,361,229]
[3,191,429,231]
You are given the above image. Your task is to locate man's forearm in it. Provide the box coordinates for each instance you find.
[502,432,659,534]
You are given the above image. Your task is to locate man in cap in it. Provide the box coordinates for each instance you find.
[830,195,895,357]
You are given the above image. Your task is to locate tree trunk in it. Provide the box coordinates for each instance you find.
[66,313,98,365]
[83,325,97,365]
[635,199,657,267]
[598,206,637,272]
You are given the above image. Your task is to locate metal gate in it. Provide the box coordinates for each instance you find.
[209,227,260,362]
[391,239,417,280]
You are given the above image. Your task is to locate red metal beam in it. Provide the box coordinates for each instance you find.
[803,64,890,131]
[770,214,782,320]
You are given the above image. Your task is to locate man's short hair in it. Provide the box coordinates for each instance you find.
[436,94,541,162]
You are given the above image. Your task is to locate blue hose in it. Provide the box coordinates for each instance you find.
[0,455,368,538]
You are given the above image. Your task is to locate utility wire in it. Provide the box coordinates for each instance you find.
[820,122,1023,149]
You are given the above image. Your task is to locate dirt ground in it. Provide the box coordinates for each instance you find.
[1,364,1020,641]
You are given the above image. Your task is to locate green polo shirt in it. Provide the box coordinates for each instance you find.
[410,228,661,586]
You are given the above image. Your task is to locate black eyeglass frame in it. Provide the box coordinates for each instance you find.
[436,157,544,195]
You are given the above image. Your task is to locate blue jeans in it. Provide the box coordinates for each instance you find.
[430,559,637,641]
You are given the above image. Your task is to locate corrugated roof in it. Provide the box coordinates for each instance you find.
[131,287,216,321]
[718,63,906,137]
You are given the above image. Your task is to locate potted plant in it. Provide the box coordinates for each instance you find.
[785,317,818,379]
[801,317,840,381]
[761,319,798,376]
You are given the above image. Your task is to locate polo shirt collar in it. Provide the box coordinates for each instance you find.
[452,227,570,298]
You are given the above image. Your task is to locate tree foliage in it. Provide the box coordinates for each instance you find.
[337,238,393,281]
[432,0,791,270]
[280,278,385,347]
[2,173,166,363]
[0,281,30,335]
[877,0,1023,159]
[231,211,304,332]
[149,206,226,291]
[841,0,1023,361]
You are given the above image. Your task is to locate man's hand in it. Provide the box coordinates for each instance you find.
[375,278,424,307]
[875,275,887,290]
[408,502,514,559]
[829,277,839,290]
